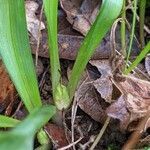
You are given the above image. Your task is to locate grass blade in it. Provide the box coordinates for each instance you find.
[0,105,56,150]
[0,0,42,112]
[0,115,20,128]
[124,41,150,74]
[67,0,123,99]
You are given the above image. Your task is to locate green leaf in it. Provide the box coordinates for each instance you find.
[43,0,70,110]
[43,0,61,96]
[0,105,56,150]
[67,0,123,99]
[126,0,138,66]
[0,0,42,112]
[124,41,150,74]
[0,115,20,128]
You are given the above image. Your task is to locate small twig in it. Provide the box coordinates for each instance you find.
[89,117,111,150]
[122,111,150,150]
[39,65,49,90]
[58,137,83,150]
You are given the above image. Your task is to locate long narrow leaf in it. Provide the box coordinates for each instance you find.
[0,115,20,128]
[124,41,150,74]
[0,0,42,112]
[43,0,61,96]
[68,0,123,99]
[0,105,56,150]
[43,0,70,110]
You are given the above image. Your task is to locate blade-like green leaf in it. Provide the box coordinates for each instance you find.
[43,0,70,110]
[126,0,138,66]
[0,115,20,128]
[124,41,150,74]
[0,105,56,150]
[43,0,61,95]
[68,0,123,99]
[0,0,42,112]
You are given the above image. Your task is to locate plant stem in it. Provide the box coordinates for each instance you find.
[139,0,146,49]
[90,117,110,150]
[121,0,126,57]
[124,41,150,74]
[126,0,138,68]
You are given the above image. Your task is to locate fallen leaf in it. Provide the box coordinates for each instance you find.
[75,70,107,123]
[31,32,114,60]
[44,123,68,149]
[145,54,150,77]
[0,61,16,115]
[107,95,132,130]
[107,74,150,129]
[25,1,45,41]
[89,60,115,103]
[60,0,100,35]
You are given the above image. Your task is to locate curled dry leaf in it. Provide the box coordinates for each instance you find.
[60,0,100,35]
[89,60,114,103]
[25,1,45,41]
[0,61,16,115]
[107,74,150,129]
[74,70,107,123]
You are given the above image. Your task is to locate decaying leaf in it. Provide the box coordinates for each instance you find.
[107,74,150,129]
[145,54,150,77]
[75,70,107,123]
[89,60,114,103]
[25,1,45,40]
[60,0,100,35]
[44,123,68,149]
[0,61,16,115]
[107,95,131,129]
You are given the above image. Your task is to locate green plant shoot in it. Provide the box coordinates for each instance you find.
[43,0,70,110]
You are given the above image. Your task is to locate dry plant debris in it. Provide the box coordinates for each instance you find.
[0,61,16,115]
[25,1,45,41]
[44,123,69,149]
[60,0,100,35]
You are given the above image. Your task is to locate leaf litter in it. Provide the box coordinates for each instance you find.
[0,60,16,115]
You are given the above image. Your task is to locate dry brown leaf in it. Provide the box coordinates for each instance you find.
[107,74,150,129]
[60,0,100,35]
[89,60,114,103]
[25,1,45,40]
[0,61,16,115]
[44,123,68,149]
[75,70,107,123]
[145,54,150,77]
